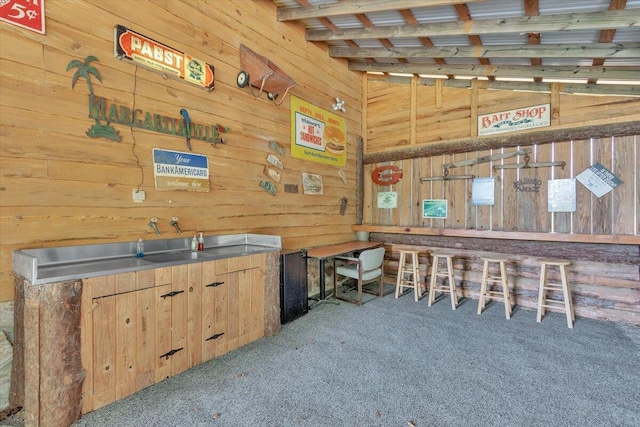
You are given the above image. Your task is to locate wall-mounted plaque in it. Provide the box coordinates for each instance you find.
[576,162,622,198]
[377,192,397,209]
[302,173,323,195]
[472,177,495,206]
[548,179,576,212]
[153,148,210,192]
[422,199,448,219]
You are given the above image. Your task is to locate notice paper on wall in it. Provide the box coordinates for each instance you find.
[548,179,576,212]
[472,177,495,206]
[576,162,622,198]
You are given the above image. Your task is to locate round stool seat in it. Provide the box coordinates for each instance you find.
[539,258,571,266]
[481,256,509,263]
[431,252,454,258]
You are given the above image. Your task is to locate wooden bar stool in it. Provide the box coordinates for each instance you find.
[537,258,575,329]
[395,250,422,301]
[477,256,512,319]
[428,252,458,310]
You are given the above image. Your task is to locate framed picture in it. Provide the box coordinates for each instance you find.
[377,192,397,209]
[422,199,448,219]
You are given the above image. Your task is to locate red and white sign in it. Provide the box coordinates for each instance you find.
[478,103,550,136]
[0,0,45,34]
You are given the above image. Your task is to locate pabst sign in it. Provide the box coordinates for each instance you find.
[115,25,215,91]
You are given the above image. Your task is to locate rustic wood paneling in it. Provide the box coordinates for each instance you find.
[364,78,639,325]
[0,0,363,300]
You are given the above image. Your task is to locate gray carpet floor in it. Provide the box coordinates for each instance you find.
[70,289,640,427]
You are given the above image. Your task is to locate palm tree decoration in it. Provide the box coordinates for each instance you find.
[67,55,121,141]
[67,55,101,95]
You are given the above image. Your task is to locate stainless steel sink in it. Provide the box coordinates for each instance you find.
[143,251,215,263]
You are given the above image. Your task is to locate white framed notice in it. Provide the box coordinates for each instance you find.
[548,179,576,212]
[472,177,495,206]
[377,192,397,209]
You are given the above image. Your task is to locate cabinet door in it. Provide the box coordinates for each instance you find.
[202,259,229,362]
[82,271,154,413]
[155,264,189,382]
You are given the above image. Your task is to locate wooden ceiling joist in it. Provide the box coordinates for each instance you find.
[277,0,482,21]
[329,43,640,59]
[349,63,640,81]
[306,10,640,41]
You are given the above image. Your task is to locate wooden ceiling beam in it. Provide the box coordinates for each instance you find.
[306,10,640,41]
[349,62,640,80]
[364,120,640,164]
[329,43,640,59]
[382,76,640,96]
[277,0,482,21]
[588,0,627,84]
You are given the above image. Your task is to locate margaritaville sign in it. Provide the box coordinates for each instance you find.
[478,103,550,136]
[88,94,226,144]
[115,24,215,90]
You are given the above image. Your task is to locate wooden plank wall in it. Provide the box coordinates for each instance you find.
[0,0,363,300]
[364,77,640,324]
[366,136,638,235]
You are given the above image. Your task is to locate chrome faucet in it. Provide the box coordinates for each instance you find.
[170,217,182,234]
[148,217,161,236]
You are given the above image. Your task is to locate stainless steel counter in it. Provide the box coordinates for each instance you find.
[13,233,281,285]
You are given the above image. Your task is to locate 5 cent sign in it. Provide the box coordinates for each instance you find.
[0,0,45,34]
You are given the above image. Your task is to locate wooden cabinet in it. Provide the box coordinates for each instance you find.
[80,253,266,414]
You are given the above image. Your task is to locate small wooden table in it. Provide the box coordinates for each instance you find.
[307,241,383,301]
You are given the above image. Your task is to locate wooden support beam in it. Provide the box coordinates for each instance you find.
[349,62,640,81]
[379,75,640,96]
[307,10,640,41]
[363,119,640,164]
[329,43,640,59]
[277,0,480,21]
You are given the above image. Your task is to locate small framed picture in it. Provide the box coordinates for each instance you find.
[422,199,447,219]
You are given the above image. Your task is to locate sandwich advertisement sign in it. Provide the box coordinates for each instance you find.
[290,95,346,167]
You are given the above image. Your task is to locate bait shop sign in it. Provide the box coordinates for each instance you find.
[478,103,550,136]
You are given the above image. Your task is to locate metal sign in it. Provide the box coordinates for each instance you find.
[372,165,402,185]
[0,0,45,34]
[478,103,550,136]
[153,149,210,192]
[115,25,215,90]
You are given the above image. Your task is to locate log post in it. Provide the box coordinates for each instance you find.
[12,278,84,427]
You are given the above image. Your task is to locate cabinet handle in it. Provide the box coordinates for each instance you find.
[159,347,183,360]
[160,290,184,298]
[206,332,225,341]
[206,281,224,287]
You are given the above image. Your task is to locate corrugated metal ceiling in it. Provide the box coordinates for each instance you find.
[270,0,640,92]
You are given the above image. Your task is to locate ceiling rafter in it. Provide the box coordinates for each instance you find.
[277,0,483,21]
[271,0,640,90]
[306,10,640,41]
[348,63,639,80]
[588,0,627,84]
[329,43,640,59]
[524,0,542,82]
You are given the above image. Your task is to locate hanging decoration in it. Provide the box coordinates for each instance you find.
[372,165,402,185]
[67,55,230,145]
